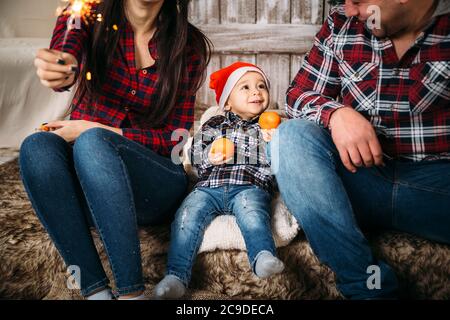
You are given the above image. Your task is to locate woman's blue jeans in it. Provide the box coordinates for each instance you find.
[166,185,276,287]
[19,128,188,297]
[270,119,450,299]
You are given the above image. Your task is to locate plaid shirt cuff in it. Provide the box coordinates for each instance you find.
[318,101,346,129]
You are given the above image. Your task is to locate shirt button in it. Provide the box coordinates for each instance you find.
[142,70,147,75]
[124,107,130,112]
[393,69,400,76]
[131,89,136,95]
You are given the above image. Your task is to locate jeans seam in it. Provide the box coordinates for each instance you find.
[102,138,144,287]
[109,142,142,277]
[115,138,185,177]
[82,278,110,297]
[20,144,110,295]
[115,284,145,296]
[391,182,398,227]
[77,186,120,288]
[231,187,273,269]
[174,208,218,286]
[74,137,141,292]
[188,209,218,284]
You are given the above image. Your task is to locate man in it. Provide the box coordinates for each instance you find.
[272,0,449,299]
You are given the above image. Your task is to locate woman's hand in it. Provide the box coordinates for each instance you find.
[261,129,276,142]
[45,120,123,143]
[34,48,78,89]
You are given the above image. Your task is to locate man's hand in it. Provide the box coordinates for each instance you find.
[34,49,78,89]
[329,107,384,173]
[45,120,123,143]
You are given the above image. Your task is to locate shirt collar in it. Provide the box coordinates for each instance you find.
[226,111,259,127]
[417,0,449,41]
[432,0,450,18]
[124,21,159,61]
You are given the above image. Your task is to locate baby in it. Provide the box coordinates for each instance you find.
[154,62,284,299]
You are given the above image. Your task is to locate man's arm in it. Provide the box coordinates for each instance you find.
[286,9,344,129]
[286,8,384,171]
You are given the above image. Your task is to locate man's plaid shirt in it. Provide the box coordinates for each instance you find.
[190,112,273,193]
[50,9,202,157]
[287,3,450,162]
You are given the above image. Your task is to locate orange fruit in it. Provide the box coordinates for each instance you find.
[40,124,50,132]
[210,137,235,160]
[259,111,281,129]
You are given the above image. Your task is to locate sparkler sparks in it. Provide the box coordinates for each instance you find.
[56,0,102,25]
[55,0,118,83]
[56,0,102,51]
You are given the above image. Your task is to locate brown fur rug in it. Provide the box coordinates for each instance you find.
[1,158,449,300]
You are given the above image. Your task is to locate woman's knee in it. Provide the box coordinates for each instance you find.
[73,127,118,162]
[19,132,68,172]
[74,127,114,151]
[20,132,64,155]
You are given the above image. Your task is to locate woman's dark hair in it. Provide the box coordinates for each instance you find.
[73,0,211,127]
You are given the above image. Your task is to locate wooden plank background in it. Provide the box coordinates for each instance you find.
[189,0,328,110]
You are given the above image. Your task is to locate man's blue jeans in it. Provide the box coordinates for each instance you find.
[166,185,276,287]
[19,128,188,297]
[270,119,450,299]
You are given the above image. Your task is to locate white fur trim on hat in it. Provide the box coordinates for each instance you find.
[218,66,270,109]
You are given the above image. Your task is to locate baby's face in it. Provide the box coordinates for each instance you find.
[225,72,269,120]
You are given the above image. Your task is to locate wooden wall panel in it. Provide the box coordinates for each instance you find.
[257,54,291,109]
[198,24,319,54]
[188,0,220,25]
[256,0,290,24]
[189,0,328,109]
[291,0,323,24]
[196,54,221,108]
[221,0,256,24]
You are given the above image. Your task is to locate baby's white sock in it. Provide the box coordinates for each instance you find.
[154,275,186,299]
[254,251,285,278]
[86,288,114,300]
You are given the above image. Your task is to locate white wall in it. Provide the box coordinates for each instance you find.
[0,1,72,148]
[0,0,61,38]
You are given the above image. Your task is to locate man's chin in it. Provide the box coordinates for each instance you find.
[369,27,387,38]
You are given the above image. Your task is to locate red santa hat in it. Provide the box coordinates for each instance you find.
[209,62,270,109]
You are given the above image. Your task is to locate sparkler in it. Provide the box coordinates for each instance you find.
[56,0,102,54]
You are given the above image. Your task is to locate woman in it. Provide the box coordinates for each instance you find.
[19,0,210,300]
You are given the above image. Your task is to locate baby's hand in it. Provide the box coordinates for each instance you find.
[208,150,226,166]
[261,129,276,142]
[208,150,233,166]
